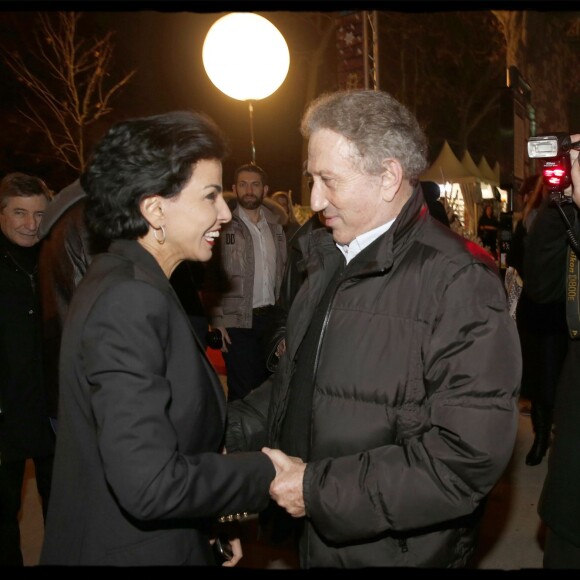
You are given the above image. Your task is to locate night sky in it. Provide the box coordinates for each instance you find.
[0,2,575,202]
[0,7,318,199]
[91,10,309,196]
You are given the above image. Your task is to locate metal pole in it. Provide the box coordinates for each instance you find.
[362,11,369,89]
[248,100,256,165]
[372,11,379,90]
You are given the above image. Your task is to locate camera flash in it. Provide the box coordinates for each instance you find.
[527,136,559,158]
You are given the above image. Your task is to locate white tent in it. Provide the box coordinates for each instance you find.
[461,150,485,182]
[478,156,498,186]
[493,161,500,186]
[421,140,473,183]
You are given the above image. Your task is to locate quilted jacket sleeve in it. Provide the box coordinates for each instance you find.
[225,376,273,453]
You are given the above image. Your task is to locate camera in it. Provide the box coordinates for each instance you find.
[527,133,575,205]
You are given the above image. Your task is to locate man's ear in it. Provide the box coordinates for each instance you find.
[263,184,269,197]
[379,159,404,202]
[139,195,165,228]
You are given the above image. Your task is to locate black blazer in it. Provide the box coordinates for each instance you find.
[41,240,274,566]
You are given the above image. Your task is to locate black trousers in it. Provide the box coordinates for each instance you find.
[544,526,580,568]
[222,308,273,402]
[0,455,53,566]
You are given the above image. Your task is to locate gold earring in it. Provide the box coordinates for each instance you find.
[154,225,166,245]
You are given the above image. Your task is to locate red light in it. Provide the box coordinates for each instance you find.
[541,155,571,191]
[543,164,566,186]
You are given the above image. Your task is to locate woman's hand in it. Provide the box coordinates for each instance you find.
[210,535,242,567]
[221,537,242,567]
[216,326,231,353]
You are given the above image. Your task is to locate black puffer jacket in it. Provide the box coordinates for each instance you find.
[227,186,521,568]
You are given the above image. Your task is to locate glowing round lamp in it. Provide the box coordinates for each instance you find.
[202,13,290,101]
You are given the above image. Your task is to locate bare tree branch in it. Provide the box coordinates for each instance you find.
[1,11,135,172]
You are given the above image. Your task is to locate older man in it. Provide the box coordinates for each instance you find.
[226,90,521,568]
[0,173,54,566]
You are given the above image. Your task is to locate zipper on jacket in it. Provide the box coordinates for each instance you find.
[398,538,409,553]
[312,267,386,375]
[312,270,345,375]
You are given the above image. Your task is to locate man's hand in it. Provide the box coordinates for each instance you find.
[262,447,306,518]
[215,326,231,353]
[570,133,580,209]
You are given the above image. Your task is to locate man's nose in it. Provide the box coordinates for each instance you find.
[310,183,327,212]
[25,214,40,230]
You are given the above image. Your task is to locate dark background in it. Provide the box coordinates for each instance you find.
[0,2,578,201]
[0,7,313,195]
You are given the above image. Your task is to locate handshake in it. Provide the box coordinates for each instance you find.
[262,447,306,518]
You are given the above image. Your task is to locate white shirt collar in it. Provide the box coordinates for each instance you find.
[336,218,396,264]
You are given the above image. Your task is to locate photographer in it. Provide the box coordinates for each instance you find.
[524,133,580,568]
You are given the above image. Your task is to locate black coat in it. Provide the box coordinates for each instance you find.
[524,200,580,546]
[0,230,54,463]
[40,240,274,565]
[507,216,568,403]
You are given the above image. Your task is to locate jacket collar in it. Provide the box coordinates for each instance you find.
[107,238,226,408]
[306,183,427,277]
[108,239,170,289]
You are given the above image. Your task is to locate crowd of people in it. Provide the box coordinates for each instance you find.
[1,88,579,569]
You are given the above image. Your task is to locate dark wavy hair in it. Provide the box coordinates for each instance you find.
[81,111,229,242]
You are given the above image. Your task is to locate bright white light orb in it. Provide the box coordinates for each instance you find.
[202,13,290,101]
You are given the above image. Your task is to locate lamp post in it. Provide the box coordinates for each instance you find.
[202,13,290,165]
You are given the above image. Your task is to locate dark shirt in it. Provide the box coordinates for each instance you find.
[478,212,499,251]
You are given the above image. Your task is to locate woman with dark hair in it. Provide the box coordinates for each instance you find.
[40,111,275,567]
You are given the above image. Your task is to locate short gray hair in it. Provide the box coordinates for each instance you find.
[300,90,428,183]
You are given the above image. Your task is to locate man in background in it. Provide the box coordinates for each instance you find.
[523,134,580,568]
[0,173,54,566]
[204,163,287,401]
